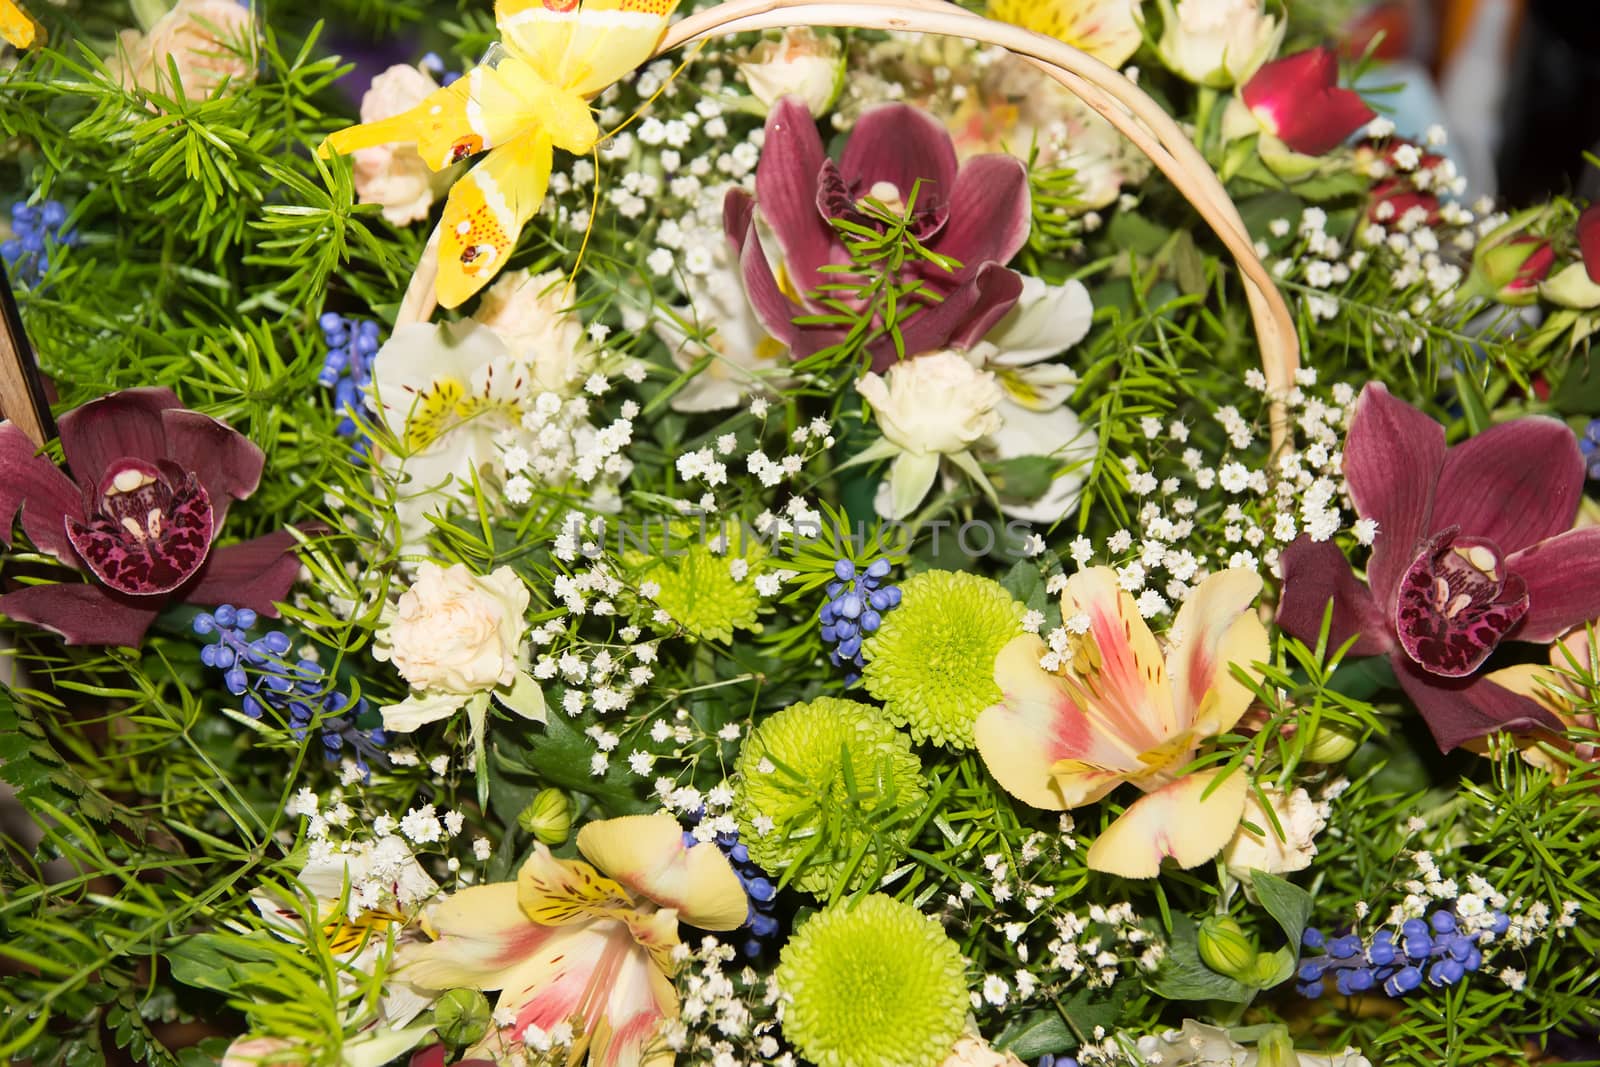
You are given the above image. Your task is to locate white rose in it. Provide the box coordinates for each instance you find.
[352,64,448,226]
[376,562,530,695]
[856,351,1003,456]
[472,268,594,392]
[737,28,845,115]
[1156,0,1284,88]
[112,0,257,97]
[1222,785,1328,880]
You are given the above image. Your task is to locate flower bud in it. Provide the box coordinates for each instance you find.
[1540,262,1600,310]
[1155,0,1284,88]
[736,28,845,116]
[1255,1025,1299,1067]
[1198,915,1260,980]
[1471,219,1556,306]
[433,987,491,1048]
[518,788,574,845]
[1303,720,1361,763]
[1239,47,1374,157]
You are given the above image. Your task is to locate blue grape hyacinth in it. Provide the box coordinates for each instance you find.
[317,311,381,446]
[2,200,78,286]
[1579,420,1600,481]
[1296,906,1507,998]
[194,605,387,777]
[819,557,901,683]
[683,811,781,960]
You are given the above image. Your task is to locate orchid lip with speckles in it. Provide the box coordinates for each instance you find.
[1277,382,1600,751]
[0,387,308,647]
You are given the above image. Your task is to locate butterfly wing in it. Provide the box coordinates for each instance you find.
[319,48,538,171]
[496,0,679,96]
[435,132,555,309]
[1,0,40,48]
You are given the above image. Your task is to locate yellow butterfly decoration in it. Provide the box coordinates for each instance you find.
[1,0,43,49]
[319,0,680,309]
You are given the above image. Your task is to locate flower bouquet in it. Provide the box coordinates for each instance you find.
[2,0,1599,1065]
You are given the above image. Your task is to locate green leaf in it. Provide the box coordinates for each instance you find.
[1108,211,1173,256]
[988,455,1059,501]
[1251,870,1314,977]
[993,985,1126,1058]
[494,707,652,818]
[1150,913,1254,1003]
[165,935,285,995]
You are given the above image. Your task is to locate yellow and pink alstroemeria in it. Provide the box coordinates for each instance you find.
[975,567,1269,879]
[397,813,747,1066]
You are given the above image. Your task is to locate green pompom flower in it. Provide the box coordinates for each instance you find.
[777,894,968,1067]
[627,522,767,643]
[862,570,1024,748]
[732,697,924,896]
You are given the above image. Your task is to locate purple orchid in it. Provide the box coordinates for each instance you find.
[1277,383,1600,751]
[723,97,1031,369]
[0,388,306,646]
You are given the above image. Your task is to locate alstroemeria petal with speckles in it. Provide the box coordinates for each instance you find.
[1061,566,1178,747]
[1166,568,1270,737]
[576,814,748,932]
[1085,768,1249,879]
[976,635,1136,810]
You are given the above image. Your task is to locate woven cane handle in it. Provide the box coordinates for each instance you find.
[397,0,1301,446]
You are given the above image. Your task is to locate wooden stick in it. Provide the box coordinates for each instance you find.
[0,260,54,447]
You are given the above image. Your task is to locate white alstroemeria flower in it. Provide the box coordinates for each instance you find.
[655,240,790,413]
[979,276,1096,523]
[1135,1020,1373,1067]
[250,841,441,1044]
[370,320,527,550]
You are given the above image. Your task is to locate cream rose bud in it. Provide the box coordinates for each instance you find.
[112,0,258,97]
[472,268,593,393]
[1155,0,1283,88]
[1222,785,1328,880]
[377,562,531,695]
[737,28,845,115]
[856,351,1003,456]
[352,64,447,226]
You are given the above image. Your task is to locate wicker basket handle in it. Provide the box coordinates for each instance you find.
[398,0,1302,445]
[658,0,1300,440]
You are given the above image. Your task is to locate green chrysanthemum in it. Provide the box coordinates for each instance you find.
[777,894,968,1067]
[732,697,924,896]
[862,570,1024,748]
[628,522,767,643]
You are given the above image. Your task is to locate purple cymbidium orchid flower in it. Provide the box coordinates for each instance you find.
[723,97,1031,369]
[1277,382,1600,751]
[0,387,305,646]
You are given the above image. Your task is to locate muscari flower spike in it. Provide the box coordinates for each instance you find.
[776,893,969,1067]
[819,557,901,684]
[193,604,388,777]
[1295,906,1507,999]
[731,696,925,896]
[1578,420,1600,481]
[862,569,1023,748]
[2,200,78,286]
[317,311,381,448]
[683,810,782,960]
